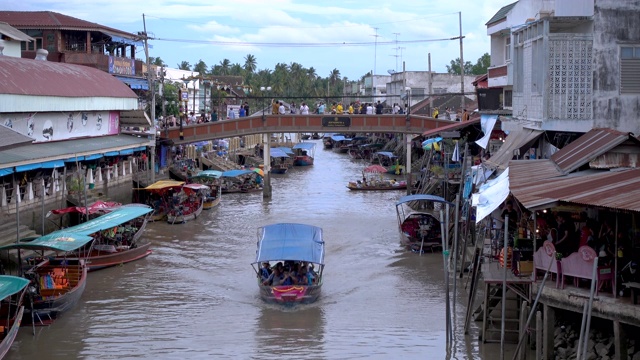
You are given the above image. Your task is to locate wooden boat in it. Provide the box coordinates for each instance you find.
[347,179,407,191]
[269,148,293,174]
[0,276,29,357]
[139,180,185,221]
[57,204,154,271]
[252,223,325,304]
[0,232,93,325]
[310,133,321,140]
[395,194,452,253]
[292,142,316,166]
[190,170,223,209]
[221,169,262,193]
[166,184,206,224]
[300,134,311,140]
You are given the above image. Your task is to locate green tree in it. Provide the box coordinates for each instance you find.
[150,57,164,66]
[178,61,191,71]
[471,53,491,75]
[218,59,231,75]
[193,59,208,75]
[446,58,473,75]
[243,54,257,73]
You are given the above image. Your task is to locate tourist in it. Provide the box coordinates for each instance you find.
[432,107,439,118]
[278,102,286,114]
[290,102,296,114]
[555,213,577,255]
[366,103,374,114]
[500,200,519,235]
[375,101,383,114]
[238,106,246,117]
[348,103,354,114]
[336,102,344,114]
[272,100,279,115]
[259,262,272,282]
[300,102,309,115]
[243,102,250,116]
[462,109,470,121]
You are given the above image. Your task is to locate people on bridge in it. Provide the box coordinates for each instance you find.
[239,106,246,117]
[243,102,250,116]
[336,102,344,114]
[366,103,374,115]
[375,101,384,114]
[278,102,286,114]
[300,102,309,115]
[272,100,279,115]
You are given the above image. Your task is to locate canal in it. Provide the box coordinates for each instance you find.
[10,139,517,359]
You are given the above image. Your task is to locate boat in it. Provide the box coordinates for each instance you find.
[395,194,452,253]
[138,180,185,221]
[372,151,405,175]
[310,133,321,140]
[56,204,154,271]
[348,142,384,160]
[0,231,93,325]
[252,223,325,304]
[0,276,29,358]
[322,133,335,149]
[221,169,262,193]
[166,184,206,224]
[300,133,311,140]
[292,142,316,166]
[190,170,223,209]
[269,148,293,174]
[347,179,407,191]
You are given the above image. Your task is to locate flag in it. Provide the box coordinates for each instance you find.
[451,141,460,162]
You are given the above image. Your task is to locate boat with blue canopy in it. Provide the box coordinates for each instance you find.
[221,169,262,193]
[0,275,29,357]
[51,204,153,271]
[190,170,223,209]
[373,151,405,175]
[0,231,94,324]
[269,147,293,174]
[395,194,452,253]
[252,223,325,304]
[292,142,316,166]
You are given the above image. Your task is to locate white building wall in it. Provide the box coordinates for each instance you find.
[0,40,22,58]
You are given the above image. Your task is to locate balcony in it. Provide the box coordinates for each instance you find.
[488,64,510,88]
[63,52,146,76]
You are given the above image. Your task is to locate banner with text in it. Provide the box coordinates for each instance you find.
[2,111,119,143]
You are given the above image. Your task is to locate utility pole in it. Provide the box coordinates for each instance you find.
[371,27,380,76]
[459,11,466,112]
[142,13,155,183]
[392,32,401,72]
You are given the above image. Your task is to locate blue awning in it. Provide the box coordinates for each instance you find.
[41,160,65,169]
[114,76,149,90]
[254,223,325,264]
[292,142,316,150]
[119,149,134,155]
[63,206,153,236]
[0,168,13,177]
[104,151,120,157]
[16,163,41,172]
[85,154,103,160]
[64,156,84,162]
[269,148,290,158]
[107,33,146,47]
[133,146,147,152]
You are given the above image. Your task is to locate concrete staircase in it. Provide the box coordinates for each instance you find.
[0,216,40,246]
[200,155,243,172]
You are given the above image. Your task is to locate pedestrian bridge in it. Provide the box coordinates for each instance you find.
[163,114,457,144]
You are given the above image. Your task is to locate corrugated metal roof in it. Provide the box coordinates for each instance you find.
[486,1,518,26]
[512,169,640,212]
[422,118,481,137]
[0,134,149,168]
[0,21,34,41]
[0,11,135,37]
[0,124,33,150]
[508,159,563,187]
[120,110,151,126]
[484,128,543,170]
[550,128,635,174]
[0,56,137,99]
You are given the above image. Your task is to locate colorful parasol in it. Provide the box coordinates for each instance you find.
[251,168,264,176]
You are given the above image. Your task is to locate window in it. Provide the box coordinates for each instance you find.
[504,90,513,108]
[621,46,640,94]
[505,37,511,62]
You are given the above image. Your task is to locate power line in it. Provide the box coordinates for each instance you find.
[151,36,458,48]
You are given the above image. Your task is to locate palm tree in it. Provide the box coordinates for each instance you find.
[219,59,231,75]
[193,59,208,75]
[178,61,191,71]
[230,63,244,76]
[244,54,257,73]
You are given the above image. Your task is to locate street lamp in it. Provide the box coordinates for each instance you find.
[202,79,210,119]
[260,86,271,121]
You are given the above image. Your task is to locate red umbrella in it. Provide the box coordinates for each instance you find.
[364,165,387,173]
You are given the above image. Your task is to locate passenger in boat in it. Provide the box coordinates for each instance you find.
[263,262,284,285]
[307,264,318,284]
[259,262,272,282]
[281,264,296,285]
[296,266,308,285]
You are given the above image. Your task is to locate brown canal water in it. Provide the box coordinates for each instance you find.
[9,140,519,359]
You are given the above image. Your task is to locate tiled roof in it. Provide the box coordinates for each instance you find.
[0,21,34,41]
[0,11,135,37]
[0,56,137,98]
[486,1,518,26]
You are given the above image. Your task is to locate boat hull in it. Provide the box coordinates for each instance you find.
[258,284,322,304]
[0,306,23,358]
[293,156,314,166]
[24,259,88,325]
[203,195,221,209]
[347,183,407,191]
[82,242,152,271]
[167,198,204,224]
[271,168,288,174]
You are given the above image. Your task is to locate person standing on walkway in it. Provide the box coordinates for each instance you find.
[462,109,469,121]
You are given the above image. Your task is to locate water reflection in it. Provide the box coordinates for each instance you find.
[256,305,326,359]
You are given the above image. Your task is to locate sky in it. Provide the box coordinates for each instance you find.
[7,0,509,80]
